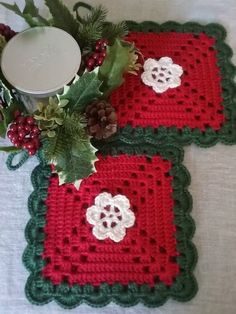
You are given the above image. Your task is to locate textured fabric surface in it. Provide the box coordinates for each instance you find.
[112,32,224,130]
[0,0,236,314]
[42,155,179,287]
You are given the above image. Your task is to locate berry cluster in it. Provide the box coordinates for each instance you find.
[86,39,109,71]
[7,113,41,156]
[0,23,16,41]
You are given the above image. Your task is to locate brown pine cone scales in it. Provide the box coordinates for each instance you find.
[86,100,117,140]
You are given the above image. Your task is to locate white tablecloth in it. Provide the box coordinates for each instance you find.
[0,1,236,313]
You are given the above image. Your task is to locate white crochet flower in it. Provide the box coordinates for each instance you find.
[86,192,135,242]
[141,57,183,93]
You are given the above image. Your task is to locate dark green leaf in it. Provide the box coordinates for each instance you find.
[0,146,22,153]
[44,0,79,39]
[23,0,38,15]
[0,1,49,26]
[0,121,6,137]
[0,2,22,16]
[98,39,130,95]
[60,71,103,112]
[102,21,128,44]
[43,113,97,185]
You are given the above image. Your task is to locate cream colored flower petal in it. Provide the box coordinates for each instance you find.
[113,195,130,211]
[86,205,101,225]
[109,226,126,242]
[143,58,158,71]
[158,57,173,67]
[94,192,113,208]
[122,209,136,228]
[152,83,169,93]
[169,77,181,88]
[93,224,109,240]
[170,64,184,76]
[141,72,155,87]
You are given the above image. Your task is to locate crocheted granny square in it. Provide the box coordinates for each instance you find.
[24,144,197,308]
[110,22,236,147]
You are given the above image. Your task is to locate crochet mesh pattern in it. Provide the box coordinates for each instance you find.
[42,155,179,287]
[23,144,197,308]
[111,32,225,130]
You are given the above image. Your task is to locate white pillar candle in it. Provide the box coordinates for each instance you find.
[1,26,81,112]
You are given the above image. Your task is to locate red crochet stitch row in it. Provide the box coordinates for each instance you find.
[111,32,225,130]
[42,155,180,287]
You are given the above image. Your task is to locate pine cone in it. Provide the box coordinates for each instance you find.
[86,100,117,140]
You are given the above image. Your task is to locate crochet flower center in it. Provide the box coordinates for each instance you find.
[86,192,135,242]
[141,57,183,93]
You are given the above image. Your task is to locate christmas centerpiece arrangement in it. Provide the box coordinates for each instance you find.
[0,0,236,309]
[0,0,141,187]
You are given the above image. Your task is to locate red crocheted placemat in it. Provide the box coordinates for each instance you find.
[24,144,197,308]
[42,155,179,287]
[112,32,224,130]
[106,22,236,147]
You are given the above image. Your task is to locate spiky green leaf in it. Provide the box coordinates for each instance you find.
[102,21,128,44]
[44,0,79,39]
[43,112,97,185]
[60,71,103,113]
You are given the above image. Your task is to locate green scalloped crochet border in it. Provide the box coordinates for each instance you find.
[109,21,236,147]
[23,143,198,308]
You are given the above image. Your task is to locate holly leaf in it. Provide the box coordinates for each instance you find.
[98,39,130,96]
[0,1,50,26]
[44,0,79,39]
[60,71,103,113]
[0,81,26,137]
[0,80,13,106]
[43,113,97,185]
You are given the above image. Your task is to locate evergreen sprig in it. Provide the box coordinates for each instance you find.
[44,0,79,39]
[43,112,97,185]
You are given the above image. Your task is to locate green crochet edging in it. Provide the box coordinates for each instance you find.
[107,21,236,147]
[23,143,198,308]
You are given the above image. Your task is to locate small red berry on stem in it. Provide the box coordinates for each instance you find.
[85,38,109,71]
[7,113,41,156]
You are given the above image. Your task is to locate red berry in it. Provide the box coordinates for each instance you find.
[92,52,100,60]
[96,57,104,66]
[17,124,25,131]
[18,130,27,138]
[26,142,34,150]
[95,44,101,52]
[7,130,14,139]
[87,58,95,68]
[15,140,22,148]
[100,51,106,58]
[26,116,35,125]
[24,124,31,132]
[15,116,25,124]
[7,114,40,154]
[28,148,36,156]
[31,126,40,134]
[13,111,21,119]
[9,124,18,132]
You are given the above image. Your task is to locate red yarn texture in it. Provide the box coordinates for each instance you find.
[111,32,225,130]
[42,155,180,287]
